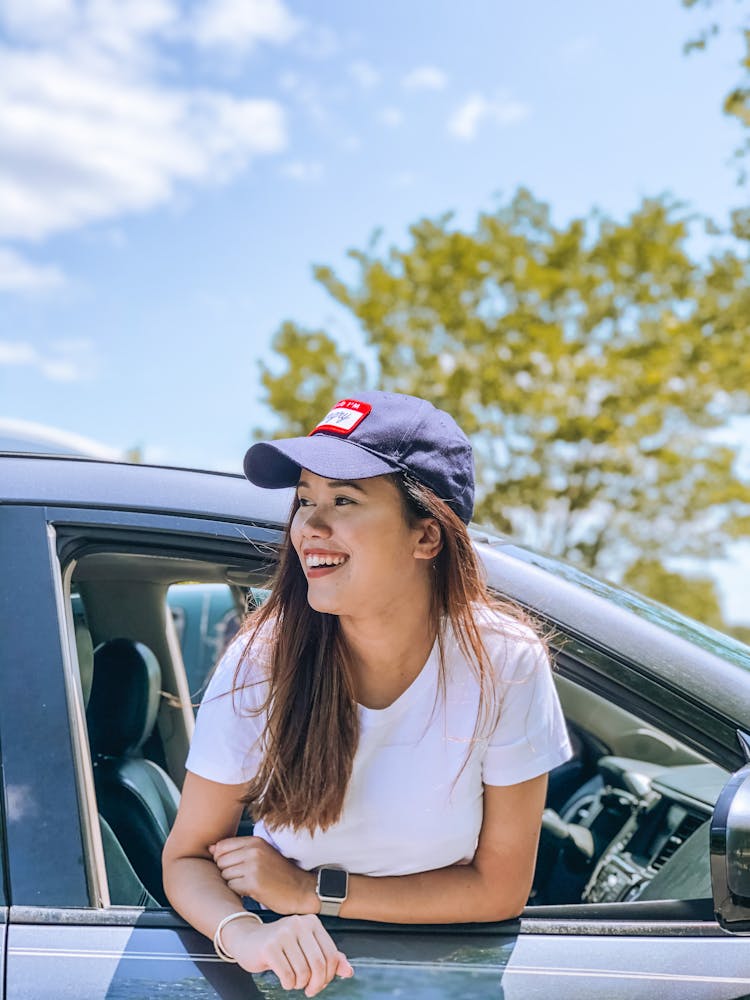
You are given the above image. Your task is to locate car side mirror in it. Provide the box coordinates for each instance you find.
[711,731,750,934]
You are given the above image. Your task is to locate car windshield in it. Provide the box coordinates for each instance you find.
[472,525,750,672]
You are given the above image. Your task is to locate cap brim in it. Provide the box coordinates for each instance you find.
[244,436,400,488]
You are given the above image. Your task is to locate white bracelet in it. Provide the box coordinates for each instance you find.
[213,910,263,963]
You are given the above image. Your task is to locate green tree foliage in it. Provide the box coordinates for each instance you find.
[683,0,750,178]
[257,190,750,620]
[623,560,726,628]
[258,321,366,438]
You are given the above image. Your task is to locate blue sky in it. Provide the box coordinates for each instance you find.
[1,0,748,615]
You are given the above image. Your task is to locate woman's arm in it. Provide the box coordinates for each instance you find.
[212,772,548,923]
[162,772,353,996]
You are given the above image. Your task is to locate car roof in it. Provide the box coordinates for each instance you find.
[0,453,294,526]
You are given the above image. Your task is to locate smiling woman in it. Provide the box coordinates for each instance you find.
[162,390,572,996]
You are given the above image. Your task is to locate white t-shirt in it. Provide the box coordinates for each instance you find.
[186,609,572,877]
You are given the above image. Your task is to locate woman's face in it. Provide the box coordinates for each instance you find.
[290,470,439,620]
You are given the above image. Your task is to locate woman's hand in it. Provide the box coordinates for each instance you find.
[210,835,317,914]
[223,913,353,998]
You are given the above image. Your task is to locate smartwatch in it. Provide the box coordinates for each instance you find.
[315,865,349,917]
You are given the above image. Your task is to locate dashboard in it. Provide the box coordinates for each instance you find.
[535,757,727,906]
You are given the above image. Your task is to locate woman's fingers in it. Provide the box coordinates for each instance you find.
[227,912,353,995]
[216,862,246,881]
[212,845,251,870]
[308,927,353,996]
[273,915,353,996]
[266,945,298,993]
[301,929,332,997]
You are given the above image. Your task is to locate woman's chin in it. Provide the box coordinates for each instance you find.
[305,590,343,615]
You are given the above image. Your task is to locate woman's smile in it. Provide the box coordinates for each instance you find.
[303,549,350,577]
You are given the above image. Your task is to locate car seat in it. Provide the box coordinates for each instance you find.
[87,637,180,905]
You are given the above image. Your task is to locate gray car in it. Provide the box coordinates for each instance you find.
[1,453,749,999]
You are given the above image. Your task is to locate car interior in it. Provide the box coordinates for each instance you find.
[63,544,724,920]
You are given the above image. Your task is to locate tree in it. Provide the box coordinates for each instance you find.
[257,189,750,621]
[623,559,726,628]
[683,0,750,179]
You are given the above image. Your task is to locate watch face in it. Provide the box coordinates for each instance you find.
[318,867,348,899]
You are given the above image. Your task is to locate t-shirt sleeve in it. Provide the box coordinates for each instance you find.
[481,630,573,786]
[185,635,267,785]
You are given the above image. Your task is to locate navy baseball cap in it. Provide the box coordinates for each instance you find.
[243,391,475,524]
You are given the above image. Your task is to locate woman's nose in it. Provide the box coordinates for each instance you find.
[300,506,332,537]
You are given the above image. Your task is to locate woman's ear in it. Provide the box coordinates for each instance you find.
[413,518,443,560]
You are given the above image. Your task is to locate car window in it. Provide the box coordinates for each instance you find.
[167,583,271,710]
[61,543,272,910]
[60,538,719,922]
[167,583,242,708]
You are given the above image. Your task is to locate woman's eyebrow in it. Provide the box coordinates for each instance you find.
[297,478,367,493]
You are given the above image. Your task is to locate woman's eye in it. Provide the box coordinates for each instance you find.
[335,495,355,506]
[297,496,312,507]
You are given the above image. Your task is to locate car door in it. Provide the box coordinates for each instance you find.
[0,503,277,998]
[0,502,523,1000]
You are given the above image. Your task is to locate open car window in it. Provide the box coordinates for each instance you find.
[57,532,721,923]
[61,540,272,910]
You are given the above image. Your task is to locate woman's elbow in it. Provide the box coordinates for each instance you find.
[481,896,526,923]
[474,872,530,922]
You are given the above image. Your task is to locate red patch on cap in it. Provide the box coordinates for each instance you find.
[311,399,372,436]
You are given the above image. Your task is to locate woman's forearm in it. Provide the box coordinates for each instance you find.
[163,854,252,940]
[334,861,526,924]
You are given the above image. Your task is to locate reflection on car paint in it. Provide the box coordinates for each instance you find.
[493,541,750,671]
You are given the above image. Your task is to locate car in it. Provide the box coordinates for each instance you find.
[166,582,268,708]
[1,452,749,999]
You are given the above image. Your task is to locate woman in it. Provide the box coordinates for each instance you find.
[163,391,572,997]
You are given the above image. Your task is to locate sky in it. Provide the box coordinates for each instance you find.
[1,0,748,617]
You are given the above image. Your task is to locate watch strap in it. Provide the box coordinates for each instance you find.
[318,899,343,917]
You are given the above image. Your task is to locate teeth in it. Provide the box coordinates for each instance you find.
[305,554,347,568]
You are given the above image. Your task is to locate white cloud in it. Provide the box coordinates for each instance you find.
[402,66,448,91]
[0,340,37,365]
[188,0,300,53]
[0,0,292,290]
[0,0,77,44]
[448,92,530,141]
[0,247,65,291]
[0,417,122,458]
[378,107,403,128]
[0,49,287,243]
[281,160,323,182]
[0,0,180,66]
[0,338,95,380]
[348,60,380,90]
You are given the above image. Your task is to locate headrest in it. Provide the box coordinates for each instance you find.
[75,620,95,706]
[87,639,162,757]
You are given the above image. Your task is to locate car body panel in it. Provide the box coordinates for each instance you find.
[0,504,89,908]
[5,917,750,999]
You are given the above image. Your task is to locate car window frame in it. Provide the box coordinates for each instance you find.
[51,505,280,914]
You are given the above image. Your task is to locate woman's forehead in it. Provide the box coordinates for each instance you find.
[297,470,397,495]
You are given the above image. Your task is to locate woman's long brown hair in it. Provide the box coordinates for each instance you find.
[234,472,541,834]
